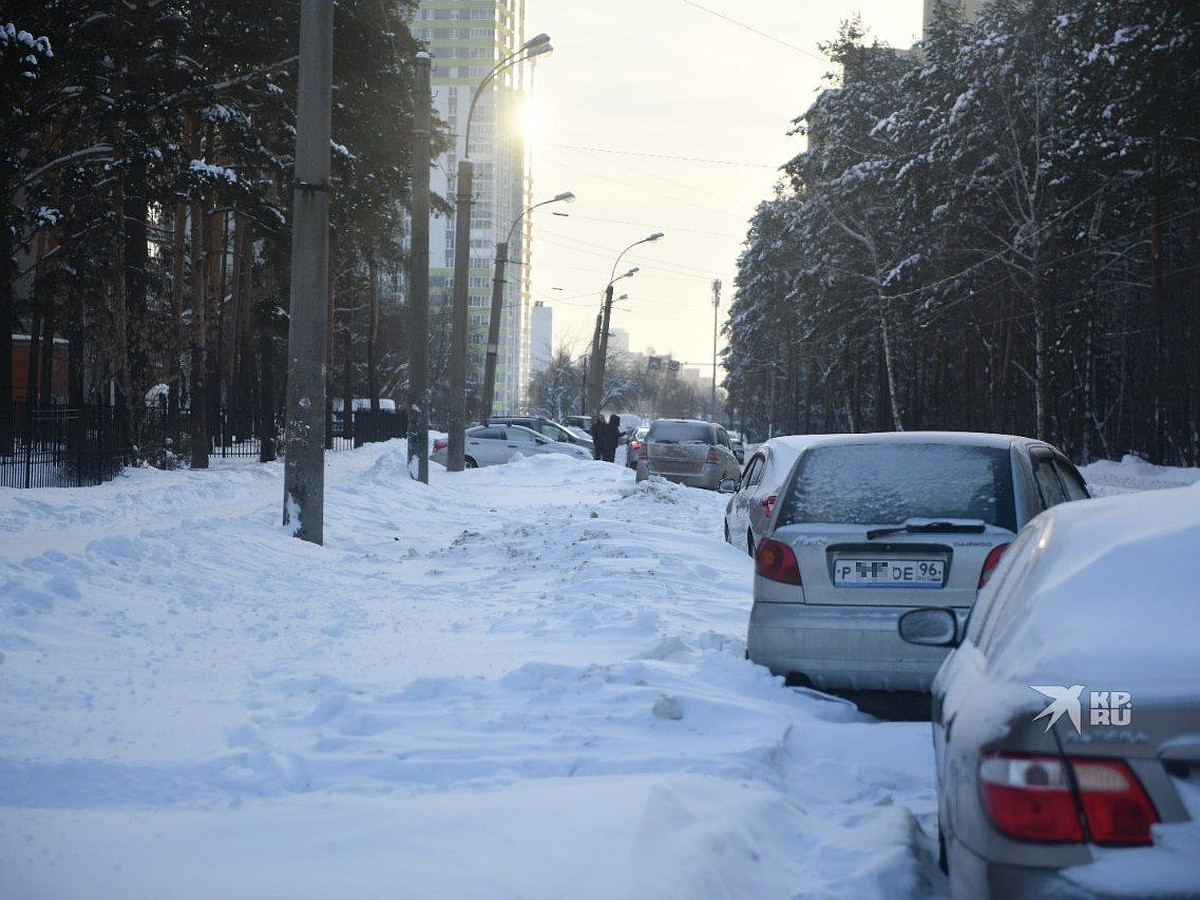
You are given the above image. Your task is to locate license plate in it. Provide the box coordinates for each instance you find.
[833,558,945,587]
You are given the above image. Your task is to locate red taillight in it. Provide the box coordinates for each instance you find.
[754,538,802,585]
[979,753,1158,846]
[638,442,648,460]
[433,439,448,452]
[980,754,1084,842]
[760,494,777,519]
[706,446,721,464]
[978,542,1010,587]
[1073,759,1159,846]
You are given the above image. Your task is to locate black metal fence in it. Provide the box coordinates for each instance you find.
[2,402,411,489]
[0,403,130,489]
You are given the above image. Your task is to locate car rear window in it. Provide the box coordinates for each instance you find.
[647,422,712,444]
[776,442,1017,531]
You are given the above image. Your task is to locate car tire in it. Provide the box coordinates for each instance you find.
[464,456,478,469]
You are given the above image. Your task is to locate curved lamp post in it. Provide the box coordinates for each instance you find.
[447,33,553,471]
[586,233,664,416]
[481,190,574,418]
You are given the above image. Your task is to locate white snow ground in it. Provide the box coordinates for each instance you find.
[0,447,1194,899]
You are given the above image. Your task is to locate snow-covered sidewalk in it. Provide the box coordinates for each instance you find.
[2,444,940,899]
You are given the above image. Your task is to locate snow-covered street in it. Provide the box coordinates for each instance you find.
[1,446,1194,899]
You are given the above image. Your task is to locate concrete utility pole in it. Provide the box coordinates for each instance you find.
[711,278,721,421]
[481,191,573,418]
[446,159,472,471]
[282,0,334,544]
[480,237,509,421]
[587,232,663,417]
[407,52,431,483]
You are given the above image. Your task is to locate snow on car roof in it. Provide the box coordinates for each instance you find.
[986,483,1200,698]
[766,430,1038,450]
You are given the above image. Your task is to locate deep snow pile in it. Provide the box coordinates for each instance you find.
[2,445,938,900]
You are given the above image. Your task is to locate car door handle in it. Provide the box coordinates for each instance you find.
[507,444,518,448]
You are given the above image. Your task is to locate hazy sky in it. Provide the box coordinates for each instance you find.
[520,0,924,376]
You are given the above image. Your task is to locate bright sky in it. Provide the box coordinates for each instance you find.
[521,0,924,375]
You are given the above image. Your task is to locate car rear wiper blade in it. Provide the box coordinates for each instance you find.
[866,520,987,540]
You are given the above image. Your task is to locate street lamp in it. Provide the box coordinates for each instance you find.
[481,190,574,418]
[586,233,664,416]
[447,33,554,472]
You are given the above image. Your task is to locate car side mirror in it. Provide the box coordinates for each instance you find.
[897,607,960,648]
[718,479,737,494]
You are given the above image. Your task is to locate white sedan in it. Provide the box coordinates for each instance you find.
[432,424,592,469]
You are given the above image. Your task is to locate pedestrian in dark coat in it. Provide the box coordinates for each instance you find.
[591,414,607,461]
[604,415,622,463]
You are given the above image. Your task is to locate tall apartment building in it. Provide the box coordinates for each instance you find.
[529,301,552,373]
[413,0,532,415]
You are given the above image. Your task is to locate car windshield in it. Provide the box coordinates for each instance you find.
[648,422,712,444]
[776,442,1017,531]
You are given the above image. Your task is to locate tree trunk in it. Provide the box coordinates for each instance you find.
[367,249,380,413]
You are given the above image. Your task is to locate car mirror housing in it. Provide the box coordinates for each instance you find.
[897,607,960,648]
[717,479,737,494]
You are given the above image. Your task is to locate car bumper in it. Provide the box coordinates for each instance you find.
[648,468,720,489]
[746,600,957,691]
[950,835,1104,900]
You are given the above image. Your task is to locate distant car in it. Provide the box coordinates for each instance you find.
[899,485,1200,898]
[624,426,649,469]
[727,431,746,464]
[747,431,1090,694]
[487,415,593,453]
[431,424,592,468]
[641,419,742,490]
[721,435,813,555]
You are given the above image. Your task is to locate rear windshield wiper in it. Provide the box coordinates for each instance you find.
[866,520,987,540]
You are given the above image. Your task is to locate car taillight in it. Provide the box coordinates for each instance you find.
[979,753,1158,846]
[978,542,1010,587]
[760,494,777,519]
[706,446,721,464]
[433,439,448,452]
[638,442,648,460]
[1073,759,1159,846]
[754,538,802,585]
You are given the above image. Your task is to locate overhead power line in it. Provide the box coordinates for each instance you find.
[676,0,829,64]
[542,142,777,169]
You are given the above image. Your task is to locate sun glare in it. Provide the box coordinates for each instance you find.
[520,101,545,144]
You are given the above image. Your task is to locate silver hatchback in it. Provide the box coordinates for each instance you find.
[643,419,742,490]
[747,432,1090,694]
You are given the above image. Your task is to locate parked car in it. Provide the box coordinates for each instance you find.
[728,430,746,464]
[898,484,1200,898]
[624,425,650,469]
[431,424,591,468]
[641,419,742,490]
[746,431,1090,694]
[721,435,814,555]
[487,415,593,453]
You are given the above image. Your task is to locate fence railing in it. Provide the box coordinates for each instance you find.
[2,402,411,489]
[0,403,129,489]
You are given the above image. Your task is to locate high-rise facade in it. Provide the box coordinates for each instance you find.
[413,0,532,415]
[529,301,552,374]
